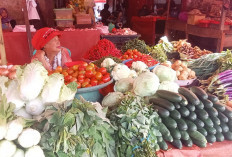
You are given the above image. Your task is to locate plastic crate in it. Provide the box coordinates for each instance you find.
[55,19,74,27]
[187,14,206,25]
[54,8,73,19]
[75,13,92,25]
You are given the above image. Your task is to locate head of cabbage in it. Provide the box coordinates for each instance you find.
[152,65,177,82]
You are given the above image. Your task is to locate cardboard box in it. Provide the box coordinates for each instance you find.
[54,8,73,19]
[187,14,206,25]
[75,13,92,25]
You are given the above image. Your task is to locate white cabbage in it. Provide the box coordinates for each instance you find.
[26,97,45,116]
[19,61,48,101]
[114,78,134,93]
[152,65,177,82]
[59,82,77,103]
[41,73,64,104]
[158,81,180,93]
[133,72,160,97]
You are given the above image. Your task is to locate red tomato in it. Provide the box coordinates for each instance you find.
[78,74,85,80]
[78,65,86,71]
[72,72,79,78]
[65,75,72,81]
[102,75,110,83]
[86,84,92,87]
[98,80,105,85]
[98,67,107,75]
[84,78,90,83]
[62,71,69,77]
[56,66,63,73]
[70,77,77,82]
[67,69,74,75]
[80,62,88,67]
[81,81,89,88]
[76,82,81,88]
[72,65,79,71]
[85,65,94,71]
[78,70,86,75]
[90,78,98,86]
[95,72,103,80]
[78,78,84,83]
[85,70,93,78]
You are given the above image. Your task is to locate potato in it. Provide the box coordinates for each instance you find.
[189,70,196,78]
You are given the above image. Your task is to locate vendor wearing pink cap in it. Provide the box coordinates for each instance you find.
[31,27,72,71]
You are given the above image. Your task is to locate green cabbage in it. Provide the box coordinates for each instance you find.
[59,82,78,103]
[152,65,177,82]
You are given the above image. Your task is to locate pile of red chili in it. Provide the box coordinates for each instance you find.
[84,39,122,61]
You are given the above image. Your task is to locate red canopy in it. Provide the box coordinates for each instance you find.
[94,0,106,3]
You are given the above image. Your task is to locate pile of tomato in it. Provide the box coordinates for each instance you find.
[120,49,159,67]
[50,62,111,88]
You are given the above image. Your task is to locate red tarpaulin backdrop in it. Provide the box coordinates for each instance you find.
[94,0,106,2]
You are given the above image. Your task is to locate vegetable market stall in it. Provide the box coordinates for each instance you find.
[3,29,100,65]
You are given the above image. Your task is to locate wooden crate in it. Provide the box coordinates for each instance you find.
[187,14,206,25]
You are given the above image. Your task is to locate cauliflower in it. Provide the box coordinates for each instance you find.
[131,61,148,73]
[111,64,132,81]
[158,81,179,93]
[101,58,116,68]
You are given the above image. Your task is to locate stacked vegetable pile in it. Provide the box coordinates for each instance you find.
[0,91,45,157]
[149,87,232,150]
[83,39,122,61]
[121,38,149,54]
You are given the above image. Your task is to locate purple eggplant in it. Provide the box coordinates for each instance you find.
[216,75,232,85]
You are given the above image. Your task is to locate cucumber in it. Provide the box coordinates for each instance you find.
[196,109,209,120]
[179,94,188,106]
[150,97,175,111]
[220,122,229,133]
[178,106,190,117]
[218,112,229,123]
[158,141,168,150]
[215,132,225,142]
[190,86,208,100]
[196,101,204,109]
[156,90,182,103]
[158,123,171,136]
[178,87,200,106]
[162,117,177,129]
[163,134,173,142]
[223,106,232,119]
[194,118,205,128]
[174,102,181,109]
[207,93,219,103]
[188,111,197,121]
[176,119,188,131]
[180,130,190,140]
[171,139,183,149]
[205,107,218,117]
[182,138,193,147]
[198,128,208,137]
[211,116,221,126]
[223,131,232,141]
[170,109,181,120]
[189,131,207,148]
[157,136,164,142]
[206,134,216,143]
[214,124,222,133]
[185,119,197,131]
[169,128,181,139]
[202,118,214,128]
[153,105,170,118]
[205,126,217,135]
[201,99,213,108]
[186,103,195,112]
[213,102,226,112]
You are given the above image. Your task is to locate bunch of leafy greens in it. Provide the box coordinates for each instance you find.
[110,93,161,157]
[218,49,232,73]
[149,44,168,63]
[121,38,149,54]
[40,98,115,157]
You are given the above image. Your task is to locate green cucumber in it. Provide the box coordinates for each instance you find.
[189,131,207,148]
[206,134,216,143]
[223,106,232,119]
[156,90,182,103]
[218,112,229,123]
[171,139,183,149]
[196,109,209,120]
[178,87,200,106]
[169,128,181,139]
[196,101,204,109]
[150,97,175,111]
[201,99,213,108]
[211,116,221,126]
[220,122,229,133]
[176,119,188,131]
[202,118,214,128]
[214,124,222,133]
[213,102,226,112]
[170,109,181,120]
[163,134,173,142]
[162,117,177,129]
[194,118,205,128]
[205,107,218,117]
[153,105,170,118]
[158,123,171,136]
[215,132,225,142]
[180,130,190,140]
[190,86,208,100]
[223,131,232,141]
[207,93,219,103]
[179,94,188,106]
[185,119,197,131]
[182,138,193,147]
[198,128,208,137]
[205,126,217,135]
[157,136,164,143]
[178,106,190,117]
[174,102,181,109]
[186,103,195,112]
[188,111,197,121]
[158,141,168,150]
